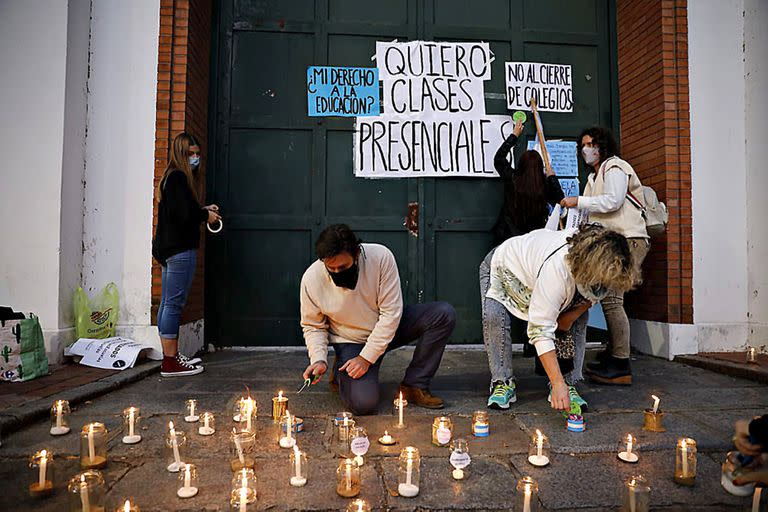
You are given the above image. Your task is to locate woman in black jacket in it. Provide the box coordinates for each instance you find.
[152,132,220,377]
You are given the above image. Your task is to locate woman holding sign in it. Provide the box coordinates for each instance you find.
[560,127,649,386]
[152,133,221,377]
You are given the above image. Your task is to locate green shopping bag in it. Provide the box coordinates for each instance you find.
[74,283,119,341]
[0,314,49,382]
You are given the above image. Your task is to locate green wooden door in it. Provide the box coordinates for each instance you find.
[207,0,617,346]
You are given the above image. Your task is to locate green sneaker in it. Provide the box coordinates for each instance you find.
[547,385,589,413]
[487,381,517,410]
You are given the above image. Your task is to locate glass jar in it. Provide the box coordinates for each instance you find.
[233,396,246,422]
[397,446,420,497]
[113,498,139,511]
[50,399,71,436]
[239,398,257,433]
[271,392,288,422]
[177,463,199,498]
[527,429,550,467]
[165,422,187,472]
[346,499,371,512]
[623,475,650,512]
[80,422,108,470]
[450,438,471,480]
[472,410,489,437]
[334,411,354,427]
[199,412,216,436]
[289,446,308,487]
[230,430,256,471]
[336,458,361,498]
[335,417,356,457]
[516,476,538,512]
[230,485,257,511]
[349,426,370,466]
[232,467,257,493]
[432,416,453,447]
[29,449,54,498]
[68,470,106,512]
[393,393,408,429]
[278,412,297,449]
[122,407,141,444]
[721,451,755,497]
[674,437,697,486]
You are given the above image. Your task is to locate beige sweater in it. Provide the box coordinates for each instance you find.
[300,244,403,365]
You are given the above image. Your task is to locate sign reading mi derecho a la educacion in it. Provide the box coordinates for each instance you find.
[307,66,380,117]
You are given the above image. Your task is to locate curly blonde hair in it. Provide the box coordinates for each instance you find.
[565,226,640,293]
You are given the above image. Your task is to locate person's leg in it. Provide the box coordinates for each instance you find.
[566,310,589,385]
[159,250,201,376]
[333,343,382,415]
[389,301,456,389]
[480,250,515,390]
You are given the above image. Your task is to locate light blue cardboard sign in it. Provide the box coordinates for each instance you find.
[559,178,580,197]
[527,139,578,177]
[307,66,380,117]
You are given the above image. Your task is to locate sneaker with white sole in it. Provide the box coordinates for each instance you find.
[160,355,204,377]
[548,384,589,412]
[177,353,202,366]
[487,381,517,410]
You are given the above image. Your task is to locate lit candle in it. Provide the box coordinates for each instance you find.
[169,421,181,470]
[38,450,48,488]
[345,458,353,491]
[290,445,306,487]
[233,428,245,465]
[398,392,404,427]
[272,390,288,421]
[378,430,395,445]
[651,395,660,415]
[747,347,758,363]
[536,430,543,459]
[128,408,135,437]
[199,412,215,435]
[50,400,70,435]
[80,474,90,512]
[56,402,63,429]
[123,499,131,512]
[629,477,637,512]
[619,434,639,463]
[279,410,295,448]
[398,447,420,497]
[523,482,532,512]
[239,485,248,512]
[245,400,253,433]
[527,429,550,466]
[88,423,96,463]
[681,439,689,477]
[185,399,199,422]
[184,464,192,488]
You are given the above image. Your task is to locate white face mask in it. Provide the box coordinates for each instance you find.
[581,146,600,166]
[189,155,200,169]
[577,282,610,303]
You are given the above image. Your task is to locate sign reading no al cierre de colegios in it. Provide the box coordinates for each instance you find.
[307,66,380,117]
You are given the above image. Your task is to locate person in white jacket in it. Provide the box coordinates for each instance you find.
[482,226,639,410]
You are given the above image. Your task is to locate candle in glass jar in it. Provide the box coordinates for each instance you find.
[30,449,53,497]
[39,450,48,487]
[80,474,90,512]
[272,391,288,421]
[118,499,139,512]
[515,477,538,512]
[87,423,96,462]
[122,407,141,444]
[168,421,182,472]
[50,399,70,435]
[290,445,306,487]
[747,347,758,364]
[279,411,296,448]
[674,437,697,486]
[472,410,489,437]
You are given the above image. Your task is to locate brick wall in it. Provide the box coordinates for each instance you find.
[152,0,212,325]
[617,0,693,324]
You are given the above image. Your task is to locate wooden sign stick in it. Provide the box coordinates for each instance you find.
[529,97,554,176]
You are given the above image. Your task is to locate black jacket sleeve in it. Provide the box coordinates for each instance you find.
[164,171,208,225]
[493,133,518,180]
[748,414,768,448]
[545,174,565,205]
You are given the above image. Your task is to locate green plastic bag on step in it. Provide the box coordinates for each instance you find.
[74,283,119,341]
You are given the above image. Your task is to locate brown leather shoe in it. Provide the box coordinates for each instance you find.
[398,384,444,409]
[329,356,339,394]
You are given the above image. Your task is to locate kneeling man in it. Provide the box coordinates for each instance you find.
[301,224,456,415]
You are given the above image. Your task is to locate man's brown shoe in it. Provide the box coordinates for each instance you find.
[398,384,444,409]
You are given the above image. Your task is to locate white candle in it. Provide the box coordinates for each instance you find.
[380,430,393,444]
[129,408,135,437]
[286,411,293,442]
[38,450,47,487]
[294,445,301,478]
[406,454,413,486]
[170,421,181,467]
[233,429,245,464]
[239,486,248,512]
[204,414,210,430]
[681,439,689,476]
[629,478,637,512]
[80,474,90,512]
[88,424,95,462]
[56,402,63,429]
[753,487,763,512]
[123,500,131,512]
[184,464,192,488]
[523,483,532,512]
[536,430,543,458]
[345,459,352,491]
[627,434,634,456]
[651,395,660,414]
[189,401,196,418]
[245,400,253,432]
[398,392,404,426]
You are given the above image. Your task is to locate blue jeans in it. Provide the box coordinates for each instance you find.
[157,249,197,339]
[332,302,456,415]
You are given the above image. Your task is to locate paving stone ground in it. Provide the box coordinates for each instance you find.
[0,348,765,511]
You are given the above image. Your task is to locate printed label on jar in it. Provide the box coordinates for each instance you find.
[449,451,471,469]
[473,423,490,437]
[350,436,371,456]
[436,427,452,445]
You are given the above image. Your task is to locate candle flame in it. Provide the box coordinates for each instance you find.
[535,429,543,442]
[651,394,659,401]
[278,390,283,399]
[81,474,86,484]
[630,477,637,487]
[681,439,687,450]
[40,449,47,458]
[384,430,389,435]
[399,391,403,401]
[124,499,131,512]
[358,503,363,512]
[627,433,633,443]
[169,420,174,430]
[524,482,531,494]
[293,444,300,455]
[89,423,94,433]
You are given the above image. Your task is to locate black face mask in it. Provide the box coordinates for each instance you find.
[329,263,359,290]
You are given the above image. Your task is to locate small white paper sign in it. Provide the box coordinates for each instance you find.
[450,451,471,469]
[351,436,371,456]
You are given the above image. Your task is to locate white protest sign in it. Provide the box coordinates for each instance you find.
[565,208,590,229]
[382,77,486,116]
[354,114,514,178]
[68,337,160,370]
[505,62,573,112]
[376,41,493,81]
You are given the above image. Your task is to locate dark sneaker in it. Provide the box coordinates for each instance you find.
[585,349,611,374]
[588,356,632,385]
[398,384,444,409]
[160,355,204,377]
[178,353,202,366]
[487,381,517,410]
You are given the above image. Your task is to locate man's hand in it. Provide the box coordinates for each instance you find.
[733,419,764,456]
[550,381,570,411]
[339,356,371,380]
[560,196,579,209]
[733,454,768,486]
[302,361,327,382]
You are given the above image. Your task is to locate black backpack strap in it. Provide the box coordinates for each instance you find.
[537,243,568,278]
